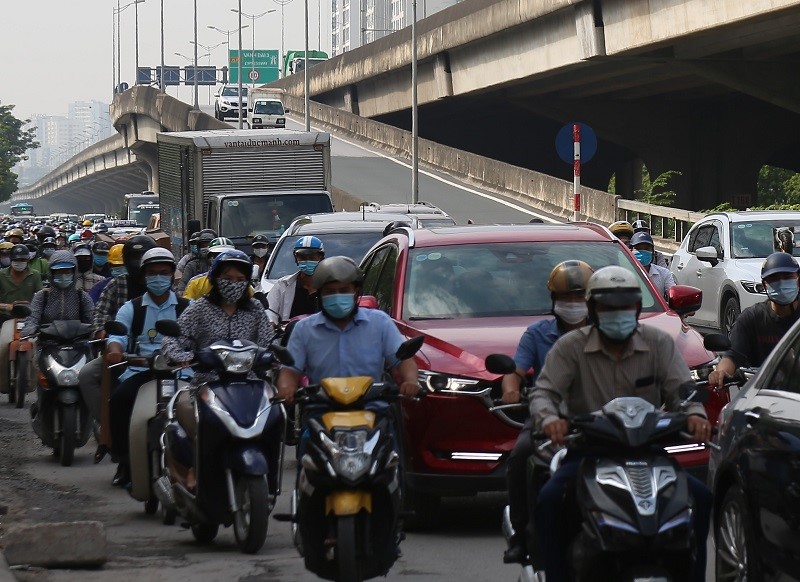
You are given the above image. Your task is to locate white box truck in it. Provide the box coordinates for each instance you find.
[247,88,286,129]
[157,129,333,254]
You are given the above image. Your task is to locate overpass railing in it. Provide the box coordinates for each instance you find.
[617,199,706,251]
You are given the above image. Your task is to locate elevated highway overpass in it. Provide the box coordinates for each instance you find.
[270,0,800,209]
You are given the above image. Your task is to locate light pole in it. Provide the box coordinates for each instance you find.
[193,0,199,109]
[411,0,419,202]
[304,0,309,131]
[230,9,276,87]
[273,0,294,78]
[135,0,146,84]
[237,0,243,128]
[160,0,164,93]
[113,0,144,89]
[112,4,117,94]
[191,41,228,103]
[208,24,249,83]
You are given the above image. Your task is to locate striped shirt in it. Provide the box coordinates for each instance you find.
[530,324,706,429]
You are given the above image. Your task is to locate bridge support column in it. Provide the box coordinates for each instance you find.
[131,146,159,193]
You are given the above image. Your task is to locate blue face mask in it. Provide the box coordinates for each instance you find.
[297,260,319,276]
[52,274,75,290]
[190,245,199,256]
[633,249,653,267]
[94,255,108,267]
[766,279,799,305]
[145,274,172,296]
[322,293,355,319]
[597,310,638,341]
[111,266,127,277]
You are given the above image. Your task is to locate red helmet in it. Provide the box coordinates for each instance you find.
[80,229,94,240]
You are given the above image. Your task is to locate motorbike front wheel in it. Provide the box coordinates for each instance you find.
[337,515,363,582]
[233,475,270,554]
[14,351,29,409]
[59,404,77,466]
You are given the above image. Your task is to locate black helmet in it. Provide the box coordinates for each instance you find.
[10,244,29,261]
[37,225,56,243]
[198,229,217,243]
[95,223,109,233]
[251,234,269,247]
[311,256,363,290]
[123,235,157,277]
[188,231,201,243]
[761,252,800,279]
[41,237,57,248]
[23,238,38,253]
[631,219,650,233]
[93,241,110,255]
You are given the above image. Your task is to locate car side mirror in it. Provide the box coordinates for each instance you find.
[704,333,731,352]
[667,285,702,315]
[105,320,128,335]
[485,353,517,375]
[696,246,720,266]
[214,93,220,98]
[395,335,424,361]
[358,295,378,309]
[155,319,181,338]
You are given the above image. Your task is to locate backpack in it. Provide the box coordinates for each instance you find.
[128,296,190,353]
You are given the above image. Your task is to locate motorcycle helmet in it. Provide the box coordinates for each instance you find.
[95,223,109,234]
[585,266,642,306]
[761,252,800,279]
[293,236,325,256]
[141,247,176,269]
[82,219,93,227]
[630,232,655,248]
[608,221,634,239]
[631,219,651,233]
[123,235,157,278]
[108,244,125,266]
[10,244,30,262]
[209,249,252,280]
[80,229,94,241]
[36,225,56,244]
[311,256,363,290]
[547,260,593,296]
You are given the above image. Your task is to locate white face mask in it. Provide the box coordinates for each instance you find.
[11,261,27,273]
[553,300,588,325]
[253,248,268,258]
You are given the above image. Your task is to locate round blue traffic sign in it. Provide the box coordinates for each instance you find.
[556,122,597,164]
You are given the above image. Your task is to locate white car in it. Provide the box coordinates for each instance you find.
[670,210,800,333]
[214,85,248,121]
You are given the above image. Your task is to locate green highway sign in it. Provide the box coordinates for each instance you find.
[229,49,280,84]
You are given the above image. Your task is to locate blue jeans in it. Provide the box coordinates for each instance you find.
[535,455,712,582]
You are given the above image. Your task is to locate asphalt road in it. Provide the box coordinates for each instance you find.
[0,404,519,581]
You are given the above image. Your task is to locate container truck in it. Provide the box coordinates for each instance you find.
[157,129,334,254]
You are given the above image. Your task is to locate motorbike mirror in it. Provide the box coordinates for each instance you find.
[271,344,295,367]
[679,382,710,404]
[395,335,424,361]
[485,353,517,375]
[155,319,181,338]
[10,304,31,318]
[104,320,128,335]
[703,333,731,352]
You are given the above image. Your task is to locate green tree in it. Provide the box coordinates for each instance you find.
[0,103,39,202]
[636,168,680,206]
[756,165,797,206]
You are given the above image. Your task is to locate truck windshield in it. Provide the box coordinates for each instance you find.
[254,102,284,115]
[220,194,333,241]
[130,204,159,227]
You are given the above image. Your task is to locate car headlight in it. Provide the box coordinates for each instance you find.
[252,117,262,123]
[418,370,481,392]
[741,281,766,294]
[277,118,285,124]
[690,357,719,382]
[320,429,376,481]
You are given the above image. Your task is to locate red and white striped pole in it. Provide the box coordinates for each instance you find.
[573,123,581,222]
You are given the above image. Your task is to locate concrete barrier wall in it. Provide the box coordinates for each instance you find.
[285,94,619,224]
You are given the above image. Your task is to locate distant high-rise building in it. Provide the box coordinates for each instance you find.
[331,0,462,56]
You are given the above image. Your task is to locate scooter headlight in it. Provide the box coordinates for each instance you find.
[210,345,256,374]
[320,429,376,482]
[45,353,84,386]
[57,369,79,386]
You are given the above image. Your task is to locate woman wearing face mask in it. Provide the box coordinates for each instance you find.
[73,243,105,292]
[630,231,676,299]
[499,260,594,564]
[266,236,325,325]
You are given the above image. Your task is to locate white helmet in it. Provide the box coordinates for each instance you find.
[585,266,642,306]
[140,247,176,269]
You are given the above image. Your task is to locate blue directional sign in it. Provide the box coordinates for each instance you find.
[184,66,217,86]
[157,66,181,86]
[137,67,152,85]
[556,122,597,164]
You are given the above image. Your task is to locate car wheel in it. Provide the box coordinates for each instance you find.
[716,484,761,581]
[722,296,741,335]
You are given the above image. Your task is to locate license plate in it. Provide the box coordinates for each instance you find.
[161,380,175,398]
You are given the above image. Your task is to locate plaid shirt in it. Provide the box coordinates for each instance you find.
[92,275,129,335]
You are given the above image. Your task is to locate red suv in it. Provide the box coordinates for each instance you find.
[358,223,725,521]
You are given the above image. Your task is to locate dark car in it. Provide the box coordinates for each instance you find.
[358,223,725,525]
[708,320,800,580]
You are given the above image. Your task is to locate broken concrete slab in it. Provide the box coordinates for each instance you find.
[2,521,107,569]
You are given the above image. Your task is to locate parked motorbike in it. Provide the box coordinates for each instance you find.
[156,319,291,554]
[0,303,33,408]
[487,353,714,582]
[103,321,191,523]
[278,335,425,582]
[32,320,97,466]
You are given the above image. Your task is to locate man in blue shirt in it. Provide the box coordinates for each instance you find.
[501,260,593,564]
[105,248,189,487]
[277,256,419,401]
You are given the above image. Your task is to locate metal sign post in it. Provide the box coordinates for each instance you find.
[556,122,597,222]
[573,123,581,222]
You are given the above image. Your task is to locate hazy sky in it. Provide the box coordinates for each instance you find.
[1,0,331,120]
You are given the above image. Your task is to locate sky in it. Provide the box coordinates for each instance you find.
[1,0,331,120]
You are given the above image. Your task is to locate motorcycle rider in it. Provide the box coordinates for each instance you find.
[608,220,634,248]
[501,260,593,564]
[0,244,43,393]
[5,228,24,246]
[175,231,201,282]
[25,239,50,278]
[709,251,800,387]
[267,236,325,325]
[73,244,105,292]
[105,248,190,487]
[0,242,13,268]
[631,219,670,267]
[25,251,94,432]
[250,234,270,282]
[88,243,125,304]
[530,265,712,582]
[91,241,112,277]
[630,231,676,298]
[40,237,57,261]
[176,229,216,296]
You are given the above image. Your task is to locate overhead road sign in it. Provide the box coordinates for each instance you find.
[229,49,279,84]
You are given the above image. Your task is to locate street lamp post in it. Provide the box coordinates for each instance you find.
[191,41,228,104]
[273,0,294,78]
[230,9,276,87]
[160,0,165,93]
[411,0,419,203]
[208,24,249,88]
[237,0,243,128]
[134,0,145,84]
[113,0,144,90]
[304,0,309,131]
[193,0,199,109]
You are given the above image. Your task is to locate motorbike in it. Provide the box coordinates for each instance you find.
[32,320,97,466]
[0,303,33,408]
[277,335,425,582]
[155,319,291,554]
[103,321,191,523]
[486,353,715,582]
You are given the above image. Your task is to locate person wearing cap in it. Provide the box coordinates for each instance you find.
[104,248,190,488]
[40,237,57,262]
[631,219,669,267]
[25,239,49,279]
[0,244,43,393]
[87,243,125,304]
[267,236,325,325]
[630,231,676,299]
[73,244,105,292]
[91,241,112,277]
[709,252,800,389]
[176,229,217,295]
[182,237,238,300]
[0,242,13,268]
[55,233,68,250]
[250,234,271,282]
[530,265,711,582]
[5,229,24,245]
[607,221,634,247]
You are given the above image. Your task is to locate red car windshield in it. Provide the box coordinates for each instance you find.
[403,241,661,320]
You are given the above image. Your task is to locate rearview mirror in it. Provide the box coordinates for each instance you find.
[358,295,378,309]
[396,335,424,361]
[155,319,181,338]
[696,246,720,266]
[271,344,295,366]
[485,353,517,375]
[704,333,731,352]
[105,320,128,336]
[679,382,710,404]
[667,285,702,315]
